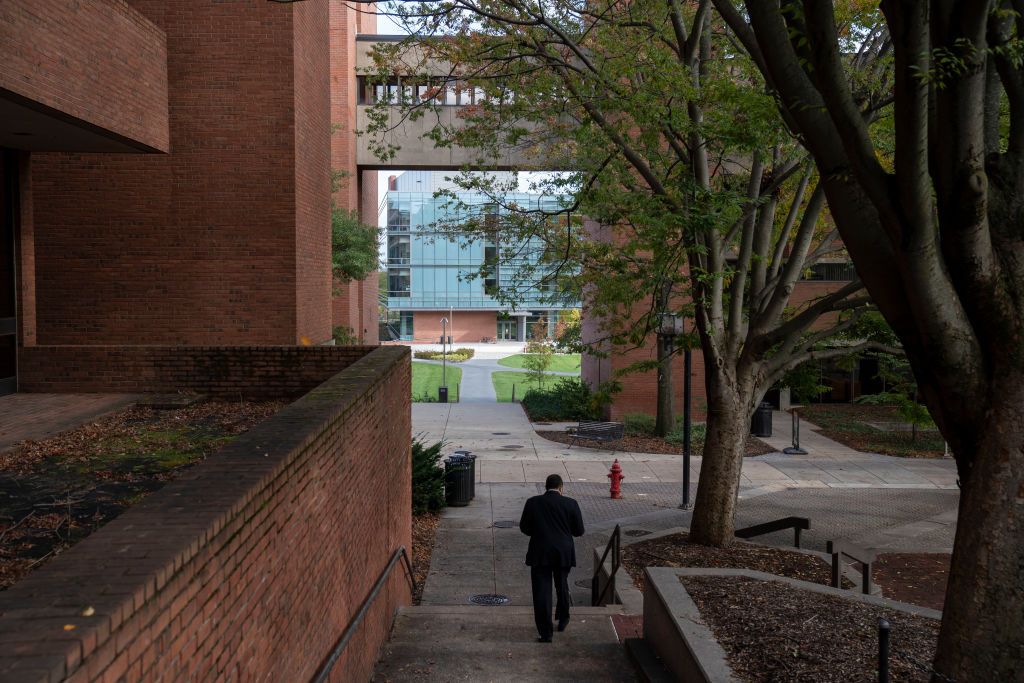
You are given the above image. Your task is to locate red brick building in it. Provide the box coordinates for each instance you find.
[1,0,378,395]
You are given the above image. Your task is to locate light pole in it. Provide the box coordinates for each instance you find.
[657,312,691,510]
[439,317,448,402]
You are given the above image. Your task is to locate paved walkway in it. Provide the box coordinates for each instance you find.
[0,393,141,451]
[413,403,959,491]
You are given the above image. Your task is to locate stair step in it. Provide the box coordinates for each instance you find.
[373,605,640,682]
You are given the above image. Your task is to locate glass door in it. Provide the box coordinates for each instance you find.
[497,320,517,340]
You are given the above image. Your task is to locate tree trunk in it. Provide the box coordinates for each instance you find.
[688,372,749,547]
[933,392,1024,681]
[655,335,675,437]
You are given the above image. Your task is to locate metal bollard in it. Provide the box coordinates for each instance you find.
[878,618,890,683]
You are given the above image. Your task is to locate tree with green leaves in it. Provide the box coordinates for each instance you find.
[714,2,1024,678]
[331,206,379,284]
[362,0,897,549]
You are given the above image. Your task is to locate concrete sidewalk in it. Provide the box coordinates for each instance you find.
[413,403,959,490]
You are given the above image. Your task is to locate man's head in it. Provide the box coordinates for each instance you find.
[545,474,563,492]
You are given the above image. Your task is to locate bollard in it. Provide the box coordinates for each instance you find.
[878,618,890,683]
[607,459,624,499]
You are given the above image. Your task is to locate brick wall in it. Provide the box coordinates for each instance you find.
[29,1,332,346]
[0,0,169,152]
[0,346,412,682]
[295,0,335,344]
[17,345,378,399]
[413,310,499,343]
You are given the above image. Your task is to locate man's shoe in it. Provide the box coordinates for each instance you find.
[537,636,552,643]
[557,618,570,632]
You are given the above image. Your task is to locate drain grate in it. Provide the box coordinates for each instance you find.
[492,432,510,436]
[534,422,551,426]
[624,529,652,537]
[491,520,519,528]
[469,594,510,606]
[501,445,523,449]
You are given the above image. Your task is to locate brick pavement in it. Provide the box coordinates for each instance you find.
[0,392,141,450]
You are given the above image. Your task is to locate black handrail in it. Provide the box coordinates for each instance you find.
[312,546,417,683]
[735,516,810,548]
[591,525,621,606]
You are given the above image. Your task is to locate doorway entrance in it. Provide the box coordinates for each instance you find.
[0,151,17,395]
[497,319,517,341]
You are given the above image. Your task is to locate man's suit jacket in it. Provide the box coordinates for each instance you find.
[519,490,585,568]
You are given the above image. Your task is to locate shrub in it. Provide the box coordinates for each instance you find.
[411,437,446,513]
[666,422,707,447]
[622,413,656,435]
[412,348,474,362]
[521,378,598,421]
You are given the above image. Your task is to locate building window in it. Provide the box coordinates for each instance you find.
[388,235,410,265]
[388,268,410,297]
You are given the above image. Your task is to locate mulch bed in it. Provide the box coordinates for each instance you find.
[411,511,440,605]
[872,553,950,612]
[683,575,939,682]
[535,430,775,456]
[797,404,946,459]
[0,400,283,590]
[620,532,839,592]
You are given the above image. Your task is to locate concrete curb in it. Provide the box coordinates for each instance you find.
[643,567,942,683]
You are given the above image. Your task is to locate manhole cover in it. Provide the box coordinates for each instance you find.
[501,445,523,449]
[491,520,519,528]
[574,579,591,589]
[492,432,510,436]
[468,594,509,606]
[625,529,652,537]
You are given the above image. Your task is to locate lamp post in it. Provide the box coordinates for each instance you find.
[439,317,448,402]
[657,312,692,510]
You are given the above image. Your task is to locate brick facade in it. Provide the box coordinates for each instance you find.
[413,310,502,344]
[0,346,412,682]
[25,0,334,347]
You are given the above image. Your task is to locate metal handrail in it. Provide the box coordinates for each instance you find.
[591,525,621,606]
[312,546,417,683]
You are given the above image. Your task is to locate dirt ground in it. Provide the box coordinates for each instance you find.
[872,553,950,612]
[684,575,938,682]
[411,512,440,604]
[0,400,283,590]
[535,430,774,456]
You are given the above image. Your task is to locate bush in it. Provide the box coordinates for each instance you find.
[666,422,707,447]
[622,413,656,436]
[412,348,475,362]
[521,378,599,421]
[411,437,446,513]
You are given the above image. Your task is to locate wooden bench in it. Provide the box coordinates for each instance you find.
[827,539,877,595]
[567,420,625,450]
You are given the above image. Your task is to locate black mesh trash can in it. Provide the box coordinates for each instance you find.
[453,450,476,500]
[750,402,773,437]
[444,456,472,507]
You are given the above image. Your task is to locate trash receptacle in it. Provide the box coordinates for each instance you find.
[453,450,476,500]
[438,385,449,403]
[444,456,472,507]
[750,402,773,437]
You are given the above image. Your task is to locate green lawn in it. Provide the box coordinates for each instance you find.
[411,361,463,402]
[491,371,567,402]
[497,353,581,373]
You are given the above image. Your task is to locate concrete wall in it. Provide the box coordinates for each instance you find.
[0,346,412,681]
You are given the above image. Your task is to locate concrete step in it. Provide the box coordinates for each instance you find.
[372,606,641,682]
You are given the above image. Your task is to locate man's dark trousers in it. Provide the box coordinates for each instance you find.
[519,489,585,640]
[530,565,570,640]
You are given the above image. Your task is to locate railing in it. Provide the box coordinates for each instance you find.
[734,516,810,548]
[311,546,417,683]
[591,524,621,606]
[827,539,876,595]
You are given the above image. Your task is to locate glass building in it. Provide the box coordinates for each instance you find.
[384,172,579,342]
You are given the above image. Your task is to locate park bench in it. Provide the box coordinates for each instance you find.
[480,336,496,343]
[567,420,625,451]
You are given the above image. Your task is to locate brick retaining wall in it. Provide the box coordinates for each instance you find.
[0,345,412,681]
[17,345,381,399]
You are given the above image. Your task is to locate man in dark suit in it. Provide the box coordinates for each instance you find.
[519,474,585,642]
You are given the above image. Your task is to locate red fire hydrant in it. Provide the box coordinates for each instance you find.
[608,459,624,499]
